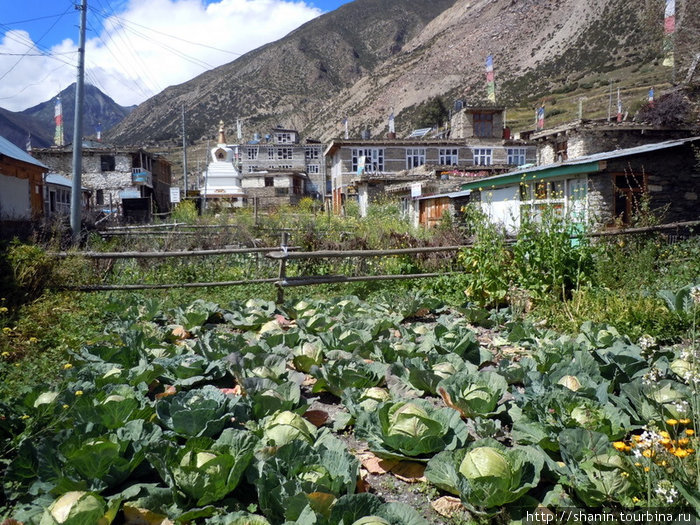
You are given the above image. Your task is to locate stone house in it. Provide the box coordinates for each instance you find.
[32,143,172,216]
[240,128,326,200]
[524,119,696,164]
[326,111,535,216]
[241,168,309,208]
[460,136,700,232]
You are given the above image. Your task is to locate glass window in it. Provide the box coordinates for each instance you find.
[473,148,493,166]
[305,147,319,160]
[473,112,493,137]
[439,148,458,165]
[507,148,527,166]
[406,148,426,169]
[277,148,293,160]
[351,148,384,173]
[246,147,258,160]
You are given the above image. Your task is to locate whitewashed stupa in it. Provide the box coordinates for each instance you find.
[201,121,245,200]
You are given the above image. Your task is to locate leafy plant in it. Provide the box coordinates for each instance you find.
[355,399,468,460]
[425,439,544,514]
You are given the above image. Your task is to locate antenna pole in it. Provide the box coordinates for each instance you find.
[70,0,87,244]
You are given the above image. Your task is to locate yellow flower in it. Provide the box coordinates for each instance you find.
[644,466,650,472]
[674,449,690,458]
[642,449,655,458]
[659,431,671,439]
[63,363,73,370]
[613,441,627,451]
[74,390,83,396]
[678,438,690,446]
[679,418,691,425]
[28,337,38,344]
[1,351,9,357]
[660,438,672,447]
[632,435,643,442]
[2,327,11,334]
[666,419,679,426]
[62,404,69,409]
[634,462,642,467]
[620,471,629,478]
[633,497,640,503]
[685,429,695,436]
[0,306,8,313]
[20,414,30,420]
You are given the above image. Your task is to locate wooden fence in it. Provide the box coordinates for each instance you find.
[51,219,699,300]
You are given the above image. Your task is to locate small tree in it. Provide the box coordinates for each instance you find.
[416,97,449,129]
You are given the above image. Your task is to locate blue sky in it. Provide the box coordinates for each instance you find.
[0,0,353,111]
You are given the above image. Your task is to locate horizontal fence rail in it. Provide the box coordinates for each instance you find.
[52,220,699,297]
[50,246,300,259]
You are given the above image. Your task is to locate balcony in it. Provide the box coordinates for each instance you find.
[131,168,152,187]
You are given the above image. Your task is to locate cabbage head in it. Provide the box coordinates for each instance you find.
[356,399,468,460]
[39,491,107,525]
[425,439,544,512]
[262,410,317,447]
[437,369,508,418]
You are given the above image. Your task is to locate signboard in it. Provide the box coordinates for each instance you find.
[411,183,422,198]
[170,187,181,204]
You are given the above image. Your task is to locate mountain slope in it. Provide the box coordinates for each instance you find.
[0,83,134,150]
[106,0,458,144]
[108,0,696,146]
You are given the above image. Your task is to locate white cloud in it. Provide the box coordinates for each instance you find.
[0,0,321,111]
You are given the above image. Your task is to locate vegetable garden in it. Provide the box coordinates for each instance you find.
[2,289,700,523]
[1,202,700,523]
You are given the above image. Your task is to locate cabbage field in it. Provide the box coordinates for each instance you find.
[2,291,699,524]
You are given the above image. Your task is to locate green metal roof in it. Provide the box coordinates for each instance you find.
[460,135,700,191]
[460,161,600,190]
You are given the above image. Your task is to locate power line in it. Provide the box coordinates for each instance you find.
[0,4,74,82]
[87,1,162,96]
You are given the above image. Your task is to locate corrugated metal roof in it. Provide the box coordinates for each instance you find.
[0,135,48,169]
[45,173,88,191]
[45,173,71,186]
[416,189,471,201]
[461,136,700,190]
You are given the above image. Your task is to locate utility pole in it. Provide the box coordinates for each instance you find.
[182,104,188,195]
[70,0,87,244]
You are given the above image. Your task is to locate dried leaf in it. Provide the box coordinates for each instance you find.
[431,496,464,518]
[303,409,329,427]
[438,387,466,418]
[360,452,397,475]
[275,314,295,329]
[390,461,426,482]
[356,469,371,493]
[219,385,241,396]
[122,504,174,525]
[415,307,430,317]
[302,376,317,387]
[155,385,177,400]
[307,492,336,517]
[170,325,190,340]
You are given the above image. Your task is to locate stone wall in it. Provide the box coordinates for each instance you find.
[605,143,700,224]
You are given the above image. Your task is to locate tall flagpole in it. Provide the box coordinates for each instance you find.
[70,0,87,244]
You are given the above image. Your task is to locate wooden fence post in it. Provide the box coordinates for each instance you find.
[276,232,289,304]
